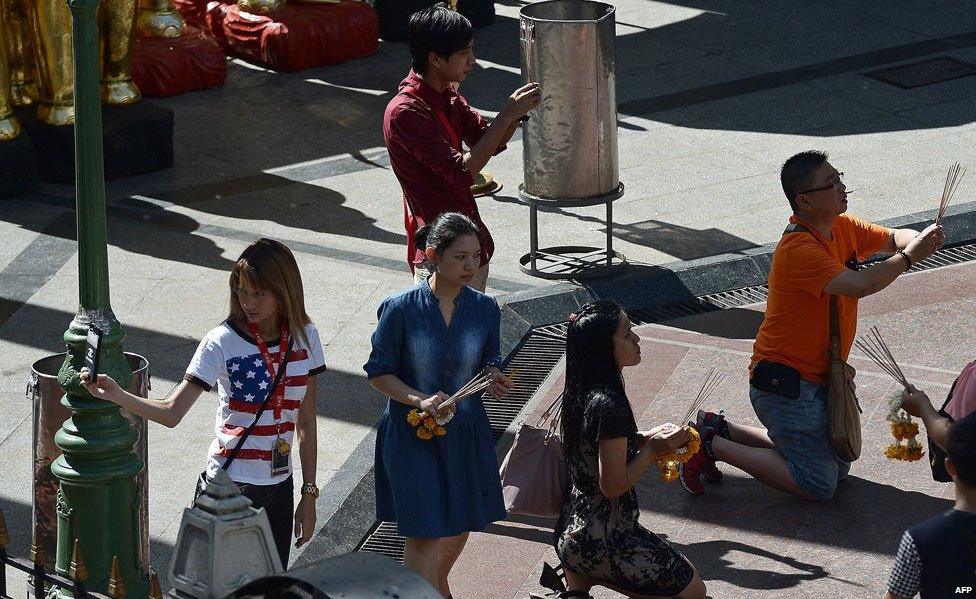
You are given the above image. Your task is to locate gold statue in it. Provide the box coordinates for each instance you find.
[0,0,22,140]
[2,0,38,107]
[237,0,284,15]
[25,0,142,125]
[136,0,186,38]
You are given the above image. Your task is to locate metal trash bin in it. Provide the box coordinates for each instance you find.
[520,0,618,200]
[518,0,627,279]
[27,352,150,571]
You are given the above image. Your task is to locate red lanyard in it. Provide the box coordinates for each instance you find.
[434,109,461,152]
[247,321,289,421]
[401,86,461,151]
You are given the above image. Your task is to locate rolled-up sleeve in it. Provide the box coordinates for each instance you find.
[456,96,505,156]
[391,106,475,189]
[481,298,502,370]
[364,298,404,380]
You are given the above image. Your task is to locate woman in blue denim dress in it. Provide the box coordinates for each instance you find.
[364,212,513,598]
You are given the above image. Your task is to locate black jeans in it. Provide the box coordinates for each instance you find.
[237,476,294,567]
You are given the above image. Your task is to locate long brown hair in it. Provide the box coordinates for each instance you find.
[228,238,311,348]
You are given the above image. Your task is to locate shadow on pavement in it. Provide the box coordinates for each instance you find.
[138,174,406,246]
[488,193,759,259]
[660,307,766,340]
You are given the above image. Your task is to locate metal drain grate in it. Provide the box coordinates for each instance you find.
[357,521,404,563]
[356,324,568,560]
[629,242,976,325]
[355,241,976,561]
[865,57,976,89]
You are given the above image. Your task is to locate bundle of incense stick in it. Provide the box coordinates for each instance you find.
[936,162,966,226]
[440,369,518,410]
[680,368,727,425]
[854,326,910,390]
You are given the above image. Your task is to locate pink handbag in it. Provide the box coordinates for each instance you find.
[498,394,566,519]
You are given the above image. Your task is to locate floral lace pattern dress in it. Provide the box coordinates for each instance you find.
[554,389,694,596]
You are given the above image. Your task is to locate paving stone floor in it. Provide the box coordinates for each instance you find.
[448,260,972,598]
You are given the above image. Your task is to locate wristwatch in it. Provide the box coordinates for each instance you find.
[300,482,319,498]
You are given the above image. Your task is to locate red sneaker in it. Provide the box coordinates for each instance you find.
[679,448,709,495]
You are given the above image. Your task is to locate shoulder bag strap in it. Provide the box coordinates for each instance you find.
[785,223,845,370]
[538,391,564,438]
[829,294,842,361]
[222,336,295,471]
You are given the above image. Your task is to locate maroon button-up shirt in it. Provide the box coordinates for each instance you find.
[383,70,502,270]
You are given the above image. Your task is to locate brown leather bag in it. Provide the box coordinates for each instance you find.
[827,294,862,462]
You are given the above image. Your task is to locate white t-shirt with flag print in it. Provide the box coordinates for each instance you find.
[185,321,326,485]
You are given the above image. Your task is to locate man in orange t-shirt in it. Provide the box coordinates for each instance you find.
[681,150,945,500]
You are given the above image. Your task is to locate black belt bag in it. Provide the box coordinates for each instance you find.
[750,360,802,399]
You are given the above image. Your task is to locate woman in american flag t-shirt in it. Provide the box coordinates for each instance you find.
[81,238,325,568]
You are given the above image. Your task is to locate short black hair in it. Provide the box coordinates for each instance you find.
[948,411,976,486]
[781,150,828,212]
[409,3,473,75]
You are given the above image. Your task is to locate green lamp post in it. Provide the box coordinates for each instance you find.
[50,0,148,594]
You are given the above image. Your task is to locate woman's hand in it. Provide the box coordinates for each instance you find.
[293,494,316,548]
[79,369,123,403]
[645,423,690,458]
[419,392,452,418]
[488,369,513,400]
[900,385,933,418]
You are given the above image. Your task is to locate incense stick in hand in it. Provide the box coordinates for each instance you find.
[854,326,911,390]
[936,162,966,226]
[679,368,727,425]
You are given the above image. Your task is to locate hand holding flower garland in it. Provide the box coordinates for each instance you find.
[406,369,517,441]
[655,427,701,482]
[656,368,725,482]
[886,391,924,462]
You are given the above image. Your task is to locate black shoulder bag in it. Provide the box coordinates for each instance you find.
[193,336,295,502]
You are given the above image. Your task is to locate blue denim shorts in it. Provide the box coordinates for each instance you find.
[750,381,851,500]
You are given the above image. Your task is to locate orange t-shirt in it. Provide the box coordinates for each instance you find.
[750,213,891,386]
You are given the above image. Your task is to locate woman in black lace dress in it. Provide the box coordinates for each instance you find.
[553,301,707,599]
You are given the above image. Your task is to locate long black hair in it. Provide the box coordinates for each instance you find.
[561,300,627,460]
[415,212,483,257]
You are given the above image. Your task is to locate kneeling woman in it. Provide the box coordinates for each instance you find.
[364,212,513,598]
[555,300,707,599]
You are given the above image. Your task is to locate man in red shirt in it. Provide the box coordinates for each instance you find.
[384,3,540,291]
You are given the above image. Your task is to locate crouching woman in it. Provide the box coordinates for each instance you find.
[554,300,707,599]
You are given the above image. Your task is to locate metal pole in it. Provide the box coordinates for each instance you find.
[51,0,147,594]
[606,199,613,267]
[529,203,538,273]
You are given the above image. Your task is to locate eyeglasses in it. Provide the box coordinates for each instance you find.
[794,172,845,197]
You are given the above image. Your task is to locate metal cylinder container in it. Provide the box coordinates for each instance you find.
[28,352,150,571]
[520,0,618,201]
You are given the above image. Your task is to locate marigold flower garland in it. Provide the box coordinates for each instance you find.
[656,427,701,482]
[886,393,924,462]
[656,368,725,482]
[406,370,516,441]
